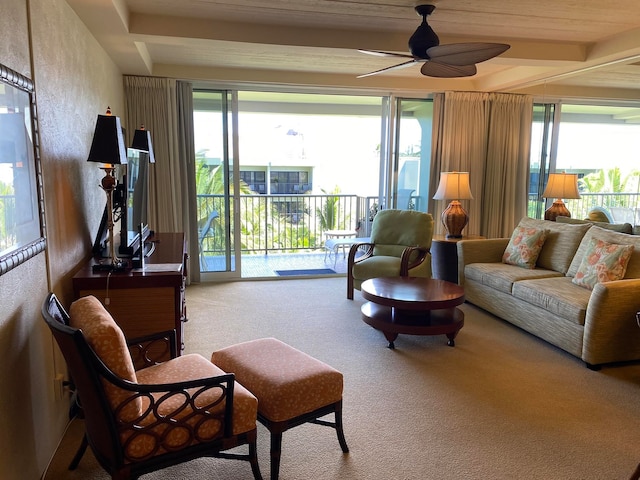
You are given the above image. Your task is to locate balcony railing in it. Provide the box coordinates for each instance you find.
[529,192,640,224]
[197,191,640,260]
[197,194,383,257]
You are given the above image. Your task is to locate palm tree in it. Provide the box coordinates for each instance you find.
[316,186,343,231]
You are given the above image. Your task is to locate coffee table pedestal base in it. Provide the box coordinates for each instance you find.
[361,302,464,349]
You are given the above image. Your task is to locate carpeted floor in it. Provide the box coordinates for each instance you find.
[45,277,640,479]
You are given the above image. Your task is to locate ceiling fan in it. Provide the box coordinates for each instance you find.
[358,4,510,78]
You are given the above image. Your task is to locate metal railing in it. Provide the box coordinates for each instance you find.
[197,194,384,256]
[529,192,640,224]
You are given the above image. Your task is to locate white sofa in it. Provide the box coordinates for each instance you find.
[457,217,640,369]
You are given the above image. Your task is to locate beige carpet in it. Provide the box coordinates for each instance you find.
[45,277,640,479]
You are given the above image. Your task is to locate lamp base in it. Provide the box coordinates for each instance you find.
[544,199,571,222]
[441,201,468,238]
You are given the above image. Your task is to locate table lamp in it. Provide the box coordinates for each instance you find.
[542,172,580,221]
[131,124,155,163]
[87,107,128,271]
[433,171,474,238]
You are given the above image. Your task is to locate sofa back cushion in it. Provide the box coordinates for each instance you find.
[516,217,591,274]
[556,215,633,234]
[568,226,640,279]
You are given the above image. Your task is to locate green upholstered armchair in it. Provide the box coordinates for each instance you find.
[346,209,434,299]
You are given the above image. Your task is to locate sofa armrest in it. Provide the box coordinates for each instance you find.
[582,278,640,366]
[456,238,509,286]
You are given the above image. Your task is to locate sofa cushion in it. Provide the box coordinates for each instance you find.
[517,217,591,274]
[465,262,563,294]
[502,225,548,269]
[568,226,640,278]
[556,215,633,234]
[512,277,591,325]
[572,238,634,290]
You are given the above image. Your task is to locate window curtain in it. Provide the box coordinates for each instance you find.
[124,76,199,282]
[429,91,532,238]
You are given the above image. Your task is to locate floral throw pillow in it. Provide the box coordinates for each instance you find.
[572,238,634,290]
[502,226,548,269]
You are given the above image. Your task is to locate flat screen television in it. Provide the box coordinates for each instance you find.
[118,149,152,255]
[92,148,152,258]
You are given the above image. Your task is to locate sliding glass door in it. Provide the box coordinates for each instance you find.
[193,90,240,279]
[193,89,436,280]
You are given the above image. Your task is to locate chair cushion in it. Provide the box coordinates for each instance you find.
[69,295,141,422]
[352,255,403,280]
[370,209,433,258]
[128,354,258,460]
[212,338,343,422]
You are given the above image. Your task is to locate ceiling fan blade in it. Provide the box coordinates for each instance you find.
[420,62,477,78]
[357,59,420,78]
[358,49,415,60]
[426,43,510,66]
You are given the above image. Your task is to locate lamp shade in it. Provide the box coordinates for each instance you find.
[87,110,127,165]
[131,126,155,163]
[542,173,580,199]
[433,172,474,201]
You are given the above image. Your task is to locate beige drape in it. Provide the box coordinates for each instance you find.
[429,91,532,238]
[123,76,198,281]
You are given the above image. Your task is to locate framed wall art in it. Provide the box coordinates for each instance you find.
[0,62,45,276]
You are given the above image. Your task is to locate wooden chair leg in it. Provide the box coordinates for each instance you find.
[68,433,88,470]
[248,436,263,480]
[629,462,640,480]
[334,402,349,453]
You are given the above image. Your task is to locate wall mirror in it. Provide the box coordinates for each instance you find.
[0,63,45,276]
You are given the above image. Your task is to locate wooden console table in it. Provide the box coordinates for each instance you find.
[73,232,188,354]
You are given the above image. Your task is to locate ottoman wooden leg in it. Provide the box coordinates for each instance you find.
[269,430,284,480]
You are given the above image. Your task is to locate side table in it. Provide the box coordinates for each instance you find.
[431,234,485,284]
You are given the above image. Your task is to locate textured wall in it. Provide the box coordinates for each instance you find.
[0,0,124,477]
[0,0,30,76]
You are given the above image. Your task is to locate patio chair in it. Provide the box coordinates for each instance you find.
[347,209,434,299]
[198,210,219,269]
[42,293,262,480]
[396,189,415,210]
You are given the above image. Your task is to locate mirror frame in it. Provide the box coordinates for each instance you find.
[0,62,46,276]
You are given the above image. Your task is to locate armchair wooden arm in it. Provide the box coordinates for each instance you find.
[127,330,178,370]
[347,242,374,299]
[399,246,430,276]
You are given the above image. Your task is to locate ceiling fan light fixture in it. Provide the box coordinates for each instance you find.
[409,23,439,58]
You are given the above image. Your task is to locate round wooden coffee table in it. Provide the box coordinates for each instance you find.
[360,277,465,349]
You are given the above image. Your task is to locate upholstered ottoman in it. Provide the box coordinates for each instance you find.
[211,337,349,480]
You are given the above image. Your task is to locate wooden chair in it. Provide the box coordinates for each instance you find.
[42,293,262,480]
[347,209,434,299]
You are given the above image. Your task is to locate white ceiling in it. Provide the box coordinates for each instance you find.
[67,0,640,100]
